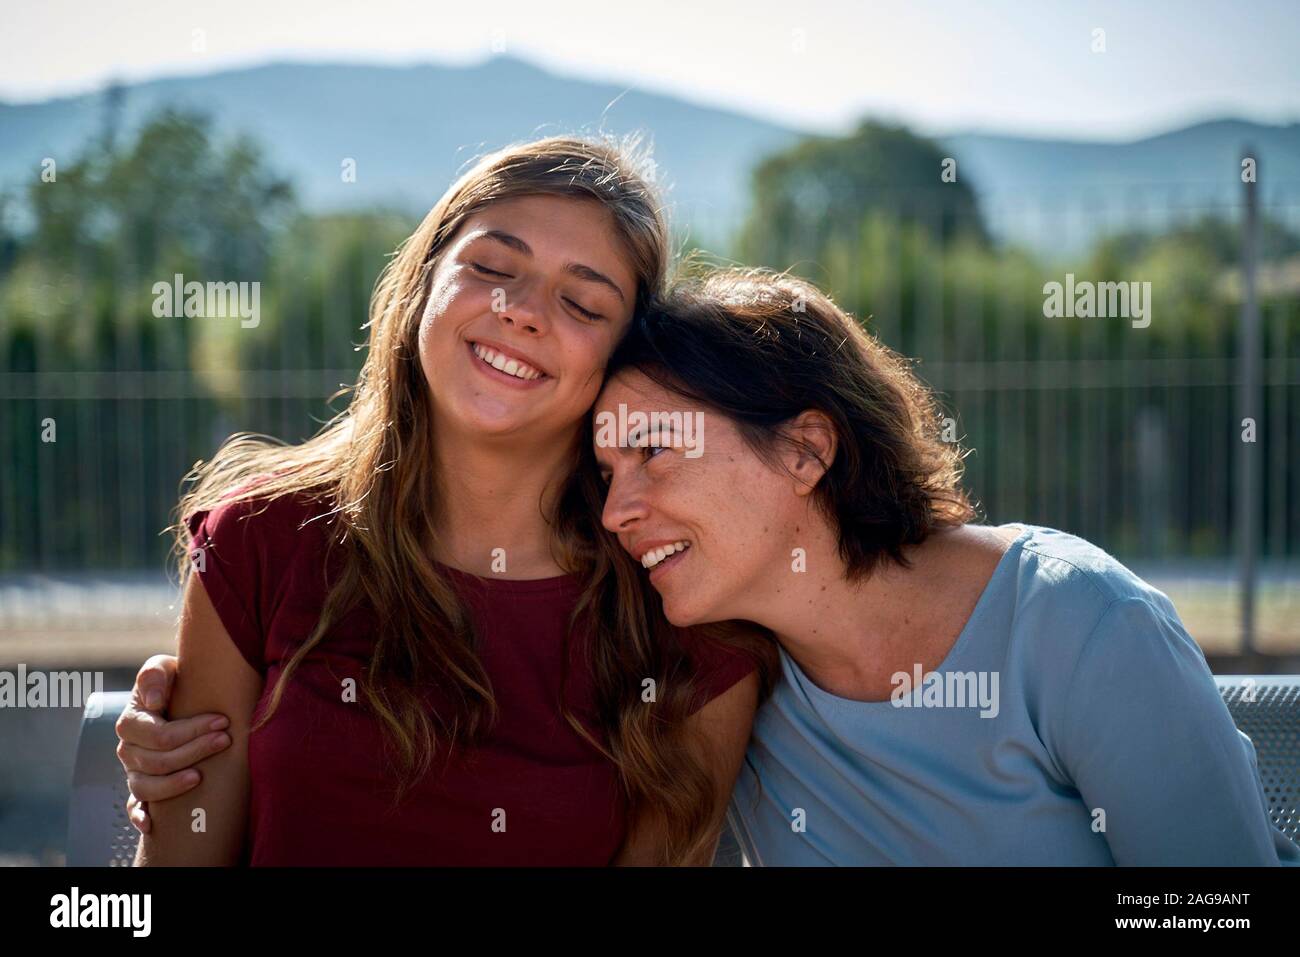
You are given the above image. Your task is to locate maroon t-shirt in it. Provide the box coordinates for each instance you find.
[185,491,754,865]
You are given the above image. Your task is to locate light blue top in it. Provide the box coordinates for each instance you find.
[728,524,1300,866]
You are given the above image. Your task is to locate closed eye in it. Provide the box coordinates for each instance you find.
[470,262,512,279]
[564,297,604,322]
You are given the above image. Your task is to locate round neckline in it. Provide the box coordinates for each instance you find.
[780,523,1032,710]
[435,561,584,596]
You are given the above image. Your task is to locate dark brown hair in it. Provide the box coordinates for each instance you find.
[605,267,976,579]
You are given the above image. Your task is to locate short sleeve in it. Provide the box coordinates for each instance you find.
[1055,596,1296,865]
[185,497,269,673]
[673,626,758,716]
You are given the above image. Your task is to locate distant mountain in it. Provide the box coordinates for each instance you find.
[0,57,799,240]
[2,58,1296,253]
[942,120,1300,195]
[937,121,1300,252]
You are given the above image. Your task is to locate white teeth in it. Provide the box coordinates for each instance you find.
[640,540,691,569]
[472,343,543,381]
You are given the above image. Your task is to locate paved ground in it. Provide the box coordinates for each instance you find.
[5,565,1299,666]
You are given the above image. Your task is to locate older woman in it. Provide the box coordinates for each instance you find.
[593,268,1299,866]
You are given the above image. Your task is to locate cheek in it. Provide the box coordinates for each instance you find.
[666,459,748,541]
[417,284,467,388]
[425,268,456,318]
[421,271,480,338]
[420,278,487,373]
[558,327,615,396]
[698,459,785,562]
[417,286,449,351]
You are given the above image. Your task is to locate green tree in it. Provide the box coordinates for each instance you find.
[737,120,988,275]
[0,108,296,568]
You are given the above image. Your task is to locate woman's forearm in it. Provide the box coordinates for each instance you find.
[135,574,263,865]
[135,752,250,866]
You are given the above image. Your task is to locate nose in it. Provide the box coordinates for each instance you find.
[496,278,549,336]
[601,471,650,540]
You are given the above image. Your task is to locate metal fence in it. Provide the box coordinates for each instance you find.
[2,185,1299,654]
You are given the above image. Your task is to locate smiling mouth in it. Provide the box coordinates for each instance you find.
[467,341,549,384]
[640,540,692,581]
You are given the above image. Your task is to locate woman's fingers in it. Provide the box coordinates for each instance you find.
[116,706,229,753]
[133,654,179,712]
[117,729,230,776]
[114,652,232,830]
[126,767,203,804]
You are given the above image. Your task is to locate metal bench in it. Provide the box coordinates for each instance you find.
[67,691,137,867]
[67,677,1300,865]
[1216,675,1300,844]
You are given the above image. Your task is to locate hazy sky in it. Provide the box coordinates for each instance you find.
[4,0,1297,139]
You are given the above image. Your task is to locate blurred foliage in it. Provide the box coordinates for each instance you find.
[733,124,1300,560]
[0,110,410,568]
[26,109,292,279]
[1,109,1298,568]
[3,109,295,377]
[738,120,989,273]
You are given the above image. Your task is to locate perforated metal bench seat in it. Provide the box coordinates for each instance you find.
[1214,675,1300,845]
[67,678,1300,865]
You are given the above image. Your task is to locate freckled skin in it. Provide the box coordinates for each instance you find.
[596,369,813,626]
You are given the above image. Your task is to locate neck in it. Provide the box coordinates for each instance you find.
[748,510,937,695]
[431,420,579,578]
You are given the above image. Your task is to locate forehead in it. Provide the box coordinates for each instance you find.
[465,193,612,233]
[595,368,679,412]
[457,196,636,284]
[593,368,706,465]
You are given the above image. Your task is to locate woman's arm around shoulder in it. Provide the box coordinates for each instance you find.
[133,573,263,866]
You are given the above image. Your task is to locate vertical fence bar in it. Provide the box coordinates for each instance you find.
[1237,148,1261,654]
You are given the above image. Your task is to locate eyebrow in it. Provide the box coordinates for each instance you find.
[478,230,627,303]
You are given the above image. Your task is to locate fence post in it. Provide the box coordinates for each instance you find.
[1237,146,1260,655]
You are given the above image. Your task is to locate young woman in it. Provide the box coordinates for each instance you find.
[119,138,777,866]
[592,268,1300,866]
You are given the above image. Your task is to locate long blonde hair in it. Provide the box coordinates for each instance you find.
[172,136,775,864]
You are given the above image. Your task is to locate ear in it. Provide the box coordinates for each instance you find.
[781,410,838,496]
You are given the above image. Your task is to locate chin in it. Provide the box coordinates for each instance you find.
[449,395,536,435]
[659,594,711,629]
